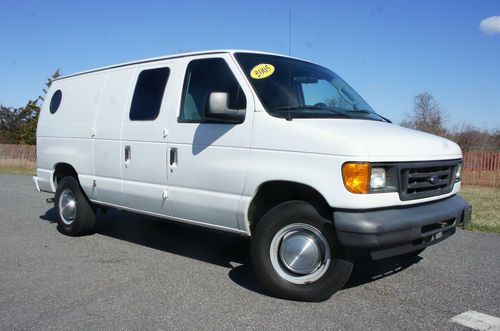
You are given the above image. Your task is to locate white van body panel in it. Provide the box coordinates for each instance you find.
[35,49,464,237]
[119,61,174,217]
[283,118,462,160]
[247,114,461,160]
[92,67,136,206]
[37,73,107,196]
[166,53,255,231]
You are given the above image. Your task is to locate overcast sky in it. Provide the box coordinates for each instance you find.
[1,0,499,129]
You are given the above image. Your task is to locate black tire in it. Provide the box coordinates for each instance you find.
[251,201,353,302]
[54,176,96,236]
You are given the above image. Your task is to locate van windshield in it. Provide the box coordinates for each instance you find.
[235,53,385,121]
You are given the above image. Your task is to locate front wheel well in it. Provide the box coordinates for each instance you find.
[247,181,331,233]
[53,163,79,187]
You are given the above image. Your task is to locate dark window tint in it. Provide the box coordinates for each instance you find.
[49,90,62,114]
[130,67,170,121]
[179,58,246,122]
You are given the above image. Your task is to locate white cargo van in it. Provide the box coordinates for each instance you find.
[34,50,471,301]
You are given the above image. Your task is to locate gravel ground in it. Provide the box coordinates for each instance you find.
[1,173,499,330]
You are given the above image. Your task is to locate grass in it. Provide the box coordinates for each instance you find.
[460,186,500,234]
[0,166,36,175]
[0,158,36,176]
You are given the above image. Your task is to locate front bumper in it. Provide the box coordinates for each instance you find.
[334,195,471,260]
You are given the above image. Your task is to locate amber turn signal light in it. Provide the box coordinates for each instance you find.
[342,162,370,194]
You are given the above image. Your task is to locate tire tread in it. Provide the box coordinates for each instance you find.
[251,200,353,302]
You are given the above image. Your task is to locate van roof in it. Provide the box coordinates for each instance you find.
[57,49,307,81]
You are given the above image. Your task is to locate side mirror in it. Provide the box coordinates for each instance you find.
[204,92,245,124]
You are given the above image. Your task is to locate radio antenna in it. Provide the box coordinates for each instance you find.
[286,8,292,121]
[288,8,291,58]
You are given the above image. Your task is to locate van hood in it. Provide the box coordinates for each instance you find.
[253,116,462,161]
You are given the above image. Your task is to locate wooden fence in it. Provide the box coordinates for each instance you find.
[462,150,500,188]
[0,144,37,169]
[0,144,499,187]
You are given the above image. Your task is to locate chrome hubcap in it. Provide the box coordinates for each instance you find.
[59,189,76,225]
[280,232,322,275]
[270,223,331,284]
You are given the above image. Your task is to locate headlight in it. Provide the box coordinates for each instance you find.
[342,162,370,194]
[370,168,386,189]
[455,162,462,182]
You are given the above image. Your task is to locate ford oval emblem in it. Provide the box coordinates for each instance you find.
[428,176,440,185]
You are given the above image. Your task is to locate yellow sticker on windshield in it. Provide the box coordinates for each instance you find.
[250,64,275,79]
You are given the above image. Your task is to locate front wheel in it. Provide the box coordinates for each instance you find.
[251,201,353,302]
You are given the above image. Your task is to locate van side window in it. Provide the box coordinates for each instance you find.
[179,58,246,122]
[49,90,62,114]
[129,67,170,121]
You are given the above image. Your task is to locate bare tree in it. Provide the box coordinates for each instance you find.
[448,123,500,151]
[401,92,447,136]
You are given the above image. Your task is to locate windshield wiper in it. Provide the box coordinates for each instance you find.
[347,109,390,122]
[272,105,324,111]
[346,109,371,114]
[271,105,350,119]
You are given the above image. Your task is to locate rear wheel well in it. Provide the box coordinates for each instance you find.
[248,181,331,233]
[53,163,79,187]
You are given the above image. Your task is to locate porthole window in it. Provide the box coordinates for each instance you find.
[49,90,62,114]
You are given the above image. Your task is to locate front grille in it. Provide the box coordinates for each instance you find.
[399,160,459,200]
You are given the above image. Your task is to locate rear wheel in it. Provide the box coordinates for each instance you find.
[55,176,96,236]
[251,201,353,302]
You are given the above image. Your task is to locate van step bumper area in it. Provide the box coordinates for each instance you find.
[333,195,471,260]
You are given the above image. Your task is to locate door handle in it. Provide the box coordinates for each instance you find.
[169,148,177,167]
[124,145,131,164]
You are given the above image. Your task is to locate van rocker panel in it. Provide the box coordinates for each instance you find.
[333,195,470,256]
